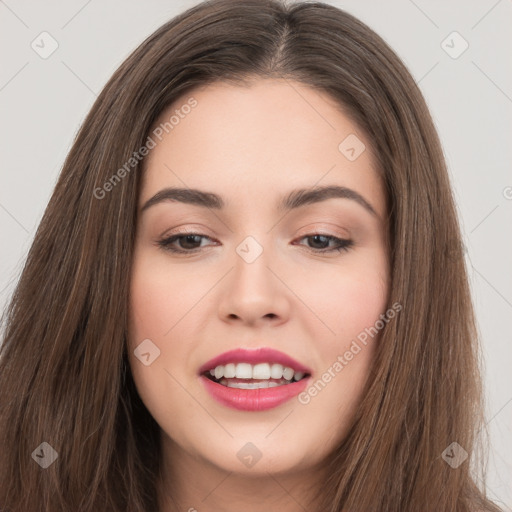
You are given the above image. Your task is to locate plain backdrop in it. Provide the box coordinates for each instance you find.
[0,0,511,508]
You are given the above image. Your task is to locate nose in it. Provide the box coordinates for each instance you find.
[217,239,291,327]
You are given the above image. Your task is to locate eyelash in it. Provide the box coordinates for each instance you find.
[156,231,354,255]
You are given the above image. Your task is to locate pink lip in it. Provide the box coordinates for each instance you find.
[198,347,312,375]
[200,375,310,411]
[198,347,312,412]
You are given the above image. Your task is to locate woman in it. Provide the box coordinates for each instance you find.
[0,0,501,510]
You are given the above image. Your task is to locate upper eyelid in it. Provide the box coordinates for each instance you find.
[158,232,351,249]
[160,230,348,241]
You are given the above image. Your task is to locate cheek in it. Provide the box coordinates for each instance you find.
[129,273,169,342]
[295,278,387,448]
[298,255,388,346]
[127,250,214,415]
[127,257,180,412]
[128,252,205,342]
[294,254,388,421]
[337,274,388,341]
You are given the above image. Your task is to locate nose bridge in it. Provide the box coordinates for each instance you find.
[232,233,275,293]
[218,232,290,323]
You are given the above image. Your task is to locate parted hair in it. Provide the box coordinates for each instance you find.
[0,1,500,510]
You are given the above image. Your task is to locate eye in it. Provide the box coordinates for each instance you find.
[156,231,353,255]
[157,232,217,253]
[294,234,353,254]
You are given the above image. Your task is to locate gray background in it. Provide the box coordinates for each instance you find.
[0,0,511,508]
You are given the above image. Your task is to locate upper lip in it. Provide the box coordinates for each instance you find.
[198,347,312,375]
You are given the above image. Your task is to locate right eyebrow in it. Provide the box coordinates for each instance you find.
[141,187,224,212]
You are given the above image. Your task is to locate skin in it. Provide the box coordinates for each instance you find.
[128,79,390,512]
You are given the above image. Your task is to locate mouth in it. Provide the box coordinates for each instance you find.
[202,362,310,389]
[198,348,312,411]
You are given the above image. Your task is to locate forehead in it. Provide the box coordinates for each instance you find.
[141,79,386,219]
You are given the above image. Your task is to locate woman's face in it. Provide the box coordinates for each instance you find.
[128,79,389,478]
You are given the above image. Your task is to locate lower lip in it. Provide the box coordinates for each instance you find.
[200,375,310,411]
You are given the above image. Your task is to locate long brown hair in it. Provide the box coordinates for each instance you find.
[0,1,501,510]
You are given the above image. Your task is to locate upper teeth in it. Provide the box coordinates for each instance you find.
[209,362,305,381]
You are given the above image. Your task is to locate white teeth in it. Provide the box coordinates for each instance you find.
[252,363,271,379]
[235,363,253,379]
[206,362,307,382]
[282,367,294,380]
[224,363,236,378]
[227,380,270,389]
[221,378,288,389]
[270,363,283,379]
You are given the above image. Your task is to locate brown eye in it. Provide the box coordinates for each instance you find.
[157,233,216,253]
[295,234,353,254]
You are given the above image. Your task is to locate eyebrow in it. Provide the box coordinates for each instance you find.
[141,185,378,217]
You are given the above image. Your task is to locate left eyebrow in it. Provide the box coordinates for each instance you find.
[140,185,378,218]
[278,185,377,217]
